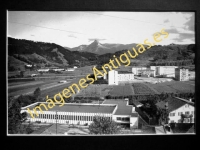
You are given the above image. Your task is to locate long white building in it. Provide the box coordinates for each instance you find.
[150,66,178,77]
[21,99,139,128]
[108,70,134,85]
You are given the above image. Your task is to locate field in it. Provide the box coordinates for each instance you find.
[132,83,156,95]
[7,65,94,98]
[8,77,80,98]
[109,84,135,96]
[145,81,195,94]
[75,84,113,97]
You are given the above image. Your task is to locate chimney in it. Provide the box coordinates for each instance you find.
[189,98,192,102]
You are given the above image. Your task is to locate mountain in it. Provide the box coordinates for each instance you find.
[70,40,140,55]
[8,37,195,72]
[70,45,88,52]
[96,44,195,67]
[7,37,97,71]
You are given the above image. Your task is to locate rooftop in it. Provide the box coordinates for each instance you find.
[137,69,154,71]
[103,99,132,116]
[22,102,116,114]
[118,71,133,74]
[155,97,194,112]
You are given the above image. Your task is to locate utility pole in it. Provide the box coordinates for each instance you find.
[55,111,58,135]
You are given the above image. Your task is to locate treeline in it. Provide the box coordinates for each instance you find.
[149,59,194,66]
[105,92,195,104]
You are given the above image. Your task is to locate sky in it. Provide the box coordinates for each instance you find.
[7,11,195,48]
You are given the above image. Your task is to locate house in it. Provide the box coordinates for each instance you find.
[156,97,195,123]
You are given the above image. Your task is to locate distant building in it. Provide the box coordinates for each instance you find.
[66,68,75,71]
[53,68,65,71]
[21,99,139,129]
[108,70,118,85]
[137,69,155,77]
[118,71,134,82]
[151,66,178,77]
[156,97,195,123]
[25,64,33,67]
[132,67,147,75]
[175,68,189,81]
[37,68,49,72]
[108,70,134,85]
[189,71,195,80]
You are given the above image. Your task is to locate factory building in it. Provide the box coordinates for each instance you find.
[21,99,139,129]
[175,68,189,81]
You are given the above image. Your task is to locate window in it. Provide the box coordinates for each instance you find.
[185,104,189,108]
[178,112,182,116]
[185,111,190,115]
[117,117,121,120]
[170,120,174,123]
[170,113,175,116]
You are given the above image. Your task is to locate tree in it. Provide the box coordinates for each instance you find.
[8,96,27,134]
[33,87,41,101]
[20,71,25,78]
[89,115,121,135]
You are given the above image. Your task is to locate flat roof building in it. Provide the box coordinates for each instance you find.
[21,99,139,129]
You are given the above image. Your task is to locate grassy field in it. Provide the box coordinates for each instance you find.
[132,83,156,95]
[109,84,135,96]
[75,84,113,97]
[145,81,195,94]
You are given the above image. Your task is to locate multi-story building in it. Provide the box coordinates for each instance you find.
[175,68,189,81]
[108,70,134,85]
[151,66,178,77]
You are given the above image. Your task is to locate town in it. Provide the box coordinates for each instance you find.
[8,11,195,135]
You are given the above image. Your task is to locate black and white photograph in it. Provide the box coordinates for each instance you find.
[7,11,195,135]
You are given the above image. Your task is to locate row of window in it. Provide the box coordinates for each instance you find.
[170,118,194,123]
[116,117,130,121]
[169,111,194,117]
[29,113,111,122]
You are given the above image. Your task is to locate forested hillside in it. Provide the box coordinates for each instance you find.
[8,37,195,71]
[8,37,97,71]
